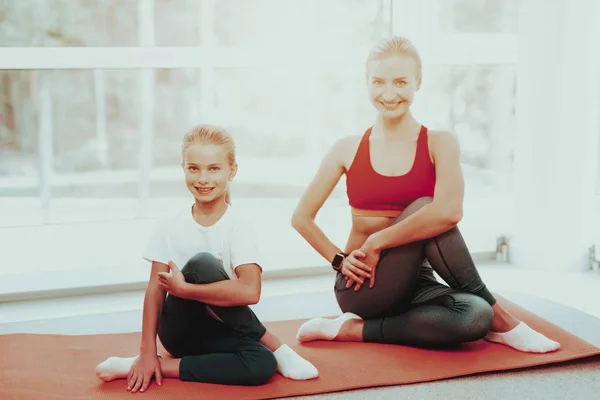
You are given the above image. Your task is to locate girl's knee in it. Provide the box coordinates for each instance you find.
[181,252,228,283]
[245,348,277,386]
[186,252,220,267]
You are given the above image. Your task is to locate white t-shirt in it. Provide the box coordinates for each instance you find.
[142,205,262,279]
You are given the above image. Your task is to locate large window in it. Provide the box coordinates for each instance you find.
[0,0,521,291]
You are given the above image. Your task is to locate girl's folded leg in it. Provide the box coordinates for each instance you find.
[178,340,277,386]
[182,252,319,380]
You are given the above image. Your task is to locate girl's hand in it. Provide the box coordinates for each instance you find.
[127,353,162,393]
[341,249,372,291]
[157,261,188,298]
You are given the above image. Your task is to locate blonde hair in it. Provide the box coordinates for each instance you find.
[182,124,236,205]
[366,36,422,84]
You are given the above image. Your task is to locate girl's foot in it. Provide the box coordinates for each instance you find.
[95,356,137,381]
[273,344,319,380]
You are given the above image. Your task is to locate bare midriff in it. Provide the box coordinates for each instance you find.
[344,213,396,254]
[350,207,401,218]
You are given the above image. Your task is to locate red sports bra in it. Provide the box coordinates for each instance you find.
[346,125,436,218]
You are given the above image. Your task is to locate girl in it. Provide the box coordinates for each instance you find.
[292,36,560,353]
[95,124,318,393]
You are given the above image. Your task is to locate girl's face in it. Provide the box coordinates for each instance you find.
[367,53,420,120]
[182,142,236,205]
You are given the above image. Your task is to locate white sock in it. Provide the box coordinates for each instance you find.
[485,322,561,353]
[273,344,319,380]
[95,356,137,382]
[296,312,362,342]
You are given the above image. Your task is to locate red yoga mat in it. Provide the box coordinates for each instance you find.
[1,296,599,400]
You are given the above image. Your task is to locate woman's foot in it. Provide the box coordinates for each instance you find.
[486,303,560,353]
[273,344,319,380]
[95,356,137,381]
[296,313,363,342]
[489,302,520,332]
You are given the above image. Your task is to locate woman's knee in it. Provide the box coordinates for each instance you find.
[411,196,434,207]
[335,276,404,320]
[243,347,277,386]
[181,252,228,284]
[457,295,494,342]
[395,197,434,222]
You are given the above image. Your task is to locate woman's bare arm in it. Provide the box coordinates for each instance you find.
[365,131,465,252]
[291,138,350,263]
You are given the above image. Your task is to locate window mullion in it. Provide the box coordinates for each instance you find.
[137,0,155,214]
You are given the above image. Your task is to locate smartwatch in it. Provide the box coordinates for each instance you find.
[331,252,348,271]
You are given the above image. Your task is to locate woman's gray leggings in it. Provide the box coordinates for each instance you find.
[335,197,496,347]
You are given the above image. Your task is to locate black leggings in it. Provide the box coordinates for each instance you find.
[157,253,277,386]
[335,197,496,347]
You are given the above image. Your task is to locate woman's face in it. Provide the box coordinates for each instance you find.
[367,53,420,119]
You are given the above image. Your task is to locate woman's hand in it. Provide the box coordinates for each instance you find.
[127,353,162,393]
[350,237,382,291]
[341,249,372,291]
[157,261,188,298]
[359,239,382,289]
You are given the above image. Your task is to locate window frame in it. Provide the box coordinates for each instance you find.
[0,0,521,300]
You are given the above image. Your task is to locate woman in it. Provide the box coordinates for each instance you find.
[292,36,560,353]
